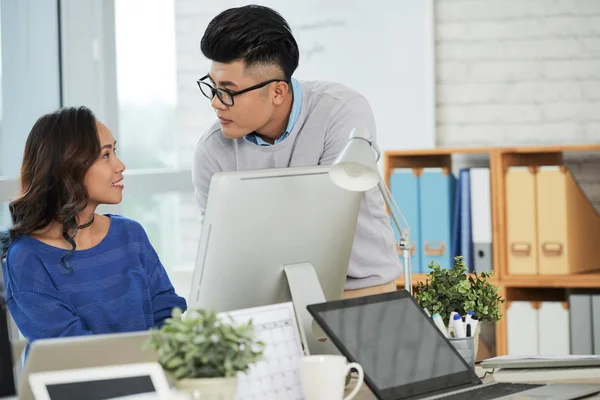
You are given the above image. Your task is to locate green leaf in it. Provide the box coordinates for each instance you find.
[165,356,184,369]
[415,256,504,323]
[143,307,265,380]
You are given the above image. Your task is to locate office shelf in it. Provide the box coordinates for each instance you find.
[395,273,496,289]
[395,274,428,288]
[502,274,600,288]
[385,144,600,358]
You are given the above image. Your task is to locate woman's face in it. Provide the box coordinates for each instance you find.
[84,121,126,206]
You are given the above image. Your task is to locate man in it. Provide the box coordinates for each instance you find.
[192,5,402,298]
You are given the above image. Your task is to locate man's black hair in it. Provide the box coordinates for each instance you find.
[201,5,300,81]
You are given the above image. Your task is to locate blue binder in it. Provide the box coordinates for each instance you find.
[389,169,421,274]
[451,170,463,262]
[459,169,474,272]
[419,168,456,272]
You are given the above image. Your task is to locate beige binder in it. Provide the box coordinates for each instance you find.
[506,167,538,275]
[536,166,600,274]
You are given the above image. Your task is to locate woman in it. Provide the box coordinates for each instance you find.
[0,106,187,342]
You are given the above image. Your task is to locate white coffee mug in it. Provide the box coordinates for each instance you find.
[300,355,364,400]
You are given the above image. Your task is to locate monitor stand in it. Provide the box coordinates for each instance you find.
[283,263,342,356]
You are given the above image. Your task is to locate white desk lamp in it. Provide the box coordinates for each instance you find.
[329,128,414,295]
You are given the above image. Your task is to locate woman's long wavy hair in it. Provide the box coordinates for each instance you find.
[3,106,101,271]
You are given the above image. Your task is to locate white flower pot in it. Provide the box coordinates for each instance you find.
[175,376,238,399]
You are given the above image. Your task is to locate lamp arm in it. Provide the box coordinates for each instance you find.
[377,180,405,239]
[377,173,414,296]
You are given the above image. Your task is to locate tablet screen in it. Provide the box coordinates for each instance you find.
[45,375,155,400]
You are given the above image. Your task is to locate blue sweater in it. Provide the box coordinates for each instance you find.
[2,214,187,342]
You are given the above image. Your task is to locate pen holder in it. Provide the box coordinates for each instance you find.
[448,337,475,369]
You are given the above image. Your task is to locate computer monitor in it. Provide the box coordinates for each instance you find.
[189,165,362,355]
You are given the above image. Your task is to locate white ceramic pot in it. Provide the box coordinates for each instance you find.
[175,376,238,400]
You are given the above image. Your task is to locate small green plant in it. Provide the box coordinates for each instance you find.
[145,308,265,380]
[414,256,505,325]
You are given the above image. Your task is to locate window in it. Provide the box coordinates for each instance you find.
[114,0,201,280]
[0,4,3,177]
[114,0,177,169]
[0,9,8,230]
[0,1,62,232]
[0,1,208,300]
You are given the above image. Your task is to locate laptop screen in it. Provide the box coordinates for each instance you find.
[308,290,479,399]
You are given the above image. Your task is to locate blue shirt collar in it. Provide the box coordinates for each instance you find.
[244,78,302,146]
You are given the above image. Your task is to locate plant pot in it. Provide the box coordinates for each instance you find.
[473,323,481,360]
[175,376,238,400]
[473,321,497,362]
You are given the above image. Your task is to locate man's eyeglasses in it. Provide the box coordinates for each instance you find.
[197,75,288,107]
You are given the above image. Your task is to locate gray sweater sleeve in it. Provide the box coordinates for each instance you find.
[192,136,222,216]
[319,95,378,166]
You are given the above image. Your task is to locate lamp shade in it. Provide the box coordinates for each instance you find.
[329,130,379,192]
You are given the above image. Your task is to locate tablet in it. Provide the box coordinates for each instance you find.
[28,362,172,400]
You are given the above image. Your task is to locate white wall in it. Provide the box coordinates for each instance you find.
[435,0,600,209]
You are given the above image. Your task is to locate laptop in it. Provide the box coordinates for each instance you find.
[307,290,600,400]
[18,331,157,400]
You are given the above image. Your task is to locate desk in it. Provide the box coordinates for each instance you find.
[348,366,600,399]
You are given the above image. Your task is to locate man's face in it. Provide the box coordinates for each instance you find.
[205,61,278,139]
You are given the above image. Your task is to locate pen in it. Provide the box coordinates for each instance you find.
[449,313,466,338]
[431,313,449,338]
[468,314,478,335]
[465,311,474,326]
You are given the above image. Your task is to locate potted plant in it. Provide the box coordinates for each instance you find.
[414,256,505,358]
[145,307,265,399]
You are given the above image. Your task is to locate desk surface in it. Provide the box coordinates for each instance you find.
[348,366,600,399]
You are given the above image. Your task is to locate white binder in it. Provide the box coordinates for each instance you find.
[507,301,539,356]
[538,302,570,356]
[469,168,493,273]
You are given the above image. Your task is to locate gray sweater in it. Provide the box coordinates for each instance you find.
[192,80,402,289]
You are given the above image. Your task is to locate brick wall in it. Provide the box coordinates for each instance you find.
[435,0,600,208]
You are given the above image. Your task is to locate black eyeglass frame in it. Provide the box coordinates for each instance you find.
[197,75,289,106]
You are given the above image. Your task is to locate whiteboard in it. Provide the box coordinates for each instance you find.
[237,0,436,152]
[201,0,436,152]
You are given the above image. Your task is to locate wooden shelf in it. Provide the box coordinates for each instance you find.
[384,146,494,157]
[384,143,600,358]
[498,144,600,154]
[502,274,600,288]
[395,273,496,288]
[395,274,428,288]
